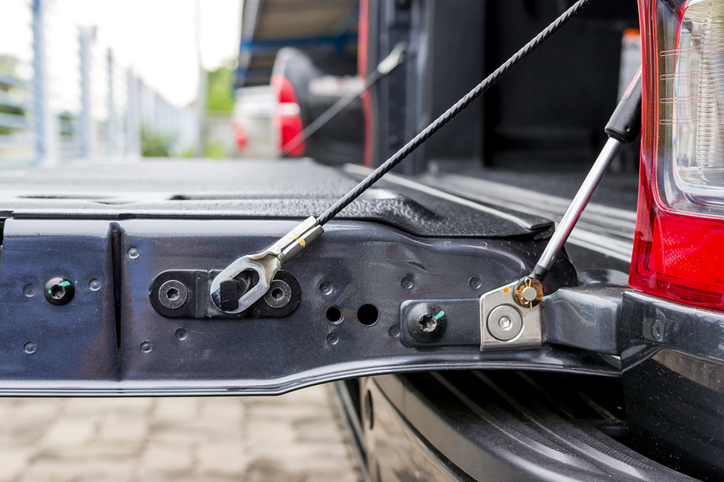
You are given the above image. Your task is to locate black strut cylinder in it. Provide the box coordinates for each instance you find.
[605,68,643,145]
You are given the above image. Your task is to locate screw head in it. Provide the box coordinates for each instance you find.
[469,277,482,290]
[651,320,665,342]
[419,315,438,333]
[23,342,37,354]
[498,316,512,330]
[401,276,414,290]
[127,247,140,259]
[406,303,447,342]
[263,279,292,309]
[140,341,153,353]
[158,280,188,310]
[487,305,523,341]
[44,277,75,306]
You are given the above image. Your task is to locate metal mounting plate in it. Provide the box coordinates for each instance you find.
[480,282,542,350]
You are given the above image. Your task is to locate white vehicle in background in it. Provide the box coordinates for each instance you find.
[232,85,277,158]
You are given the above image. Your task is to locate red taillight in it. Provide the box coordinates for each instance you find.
[271,75,298,105]
[233,122,248,151]
[271,75,305,156]
[630,0,724,309]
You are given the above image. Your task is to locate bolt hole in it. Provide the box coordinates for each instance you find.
[166,287,179,301]
[326,306,343,323]
[271,287,284,300]
[357,304,379,326]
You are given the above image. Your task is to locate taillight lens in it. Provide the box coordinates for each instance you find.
[271,75,305,157]
[631,0,724,309]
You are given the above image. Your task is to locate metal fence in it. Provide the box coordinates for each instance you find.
[0,0,200,166]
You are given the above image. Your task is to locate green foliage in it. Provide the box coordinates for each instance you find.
[141,126,175,157]
[203,140,227,159]
[206,66,234,114]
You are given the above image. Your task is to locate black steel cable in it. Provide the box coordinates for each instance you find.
[316,0,592,226]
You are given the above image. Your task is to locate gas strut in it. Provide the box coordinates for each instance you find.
[476,68,642,350]
[210,0,594,314]
[281,43,407,158]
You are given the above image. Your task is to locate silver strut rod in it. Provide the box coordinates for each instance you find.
[530,67,642,283]
[531,138,622,278]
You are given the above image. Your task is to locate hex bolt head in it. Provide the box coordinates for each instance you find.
[498,316,513,330]
[158,280,189,310]
[406,303,447,343]
[263,279,292,309]
[487,305,523,341]
[44,277,75,306]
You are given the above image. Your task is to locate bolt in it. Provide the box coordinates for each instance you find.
[651,320,664,342]
[498,316,512,330]
[487,305,523,341]
[127,247,140,259]
[407,303,447,342]
[263,279,292,309]
[140,341,153,353]
[23,342,37,355]
[514,278,543,307]
[44,277,75,306]
[521,287,538,303]
[89,279,102,292]
[158,280,188,310]
[23,284,36,297]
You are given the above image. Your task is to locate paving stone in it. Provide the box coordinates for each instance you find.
[153,398,199,423]
[64,397,152,416]
[21,458,136,482]
[0,448,31,482]
[140,445,195,474]
[40,418,96,452]
[97,414,148,443]
[196,442,247,476]
[0,385,360,482]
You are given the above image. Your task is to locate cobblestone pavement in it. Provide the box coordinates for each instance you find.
[0,385,360,482]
